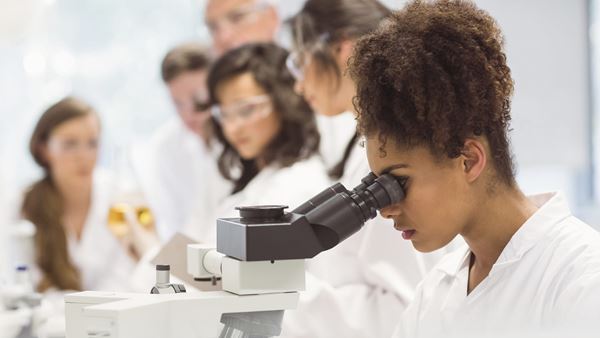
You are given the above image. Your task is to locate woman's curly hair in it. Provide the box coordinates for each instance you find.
[350,0,516,185]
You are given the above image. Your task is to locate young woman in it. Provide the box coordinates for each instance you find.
[20,97,134,293]
[282,1,454,337]
[349,1,600,336]
[182,42,330,243]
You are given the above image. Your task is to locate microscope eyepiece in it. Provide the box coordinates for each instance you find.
[217,172,406,261]
[236,205,288,220]
[344,173,405,224]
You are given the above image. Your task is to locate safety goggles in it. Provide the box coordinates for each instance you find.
[211,94,272,126]
[286,33,331,81]
[47,138,98,155]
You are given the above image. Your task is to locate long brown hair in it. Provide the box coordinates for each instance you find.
[21,97,96,292]
[207,43,320,194]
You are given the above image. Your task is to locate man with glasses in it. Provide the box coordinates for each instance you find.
[134,43,230,240]
[205,0,280,56]
[204,0,357,171]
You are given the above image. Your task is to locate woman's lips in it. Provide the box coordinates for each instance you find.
[401,229,416,240]
[394,223,416,240]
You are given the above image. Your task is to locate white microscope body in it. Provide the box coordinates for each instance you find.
[65,173,404,338]
[65,247,305,338]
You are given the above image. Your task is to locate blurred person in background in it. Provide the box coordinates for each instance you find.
[19,97,135,293]
[205,0,279,57]
[280,0,457,337]
[182,42,330,242]
[124,43,329,279]
[135,42,231,240]
[205,0,357,174]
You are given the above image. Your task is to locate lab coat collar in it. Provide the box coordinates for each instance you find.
[436,192,571,277]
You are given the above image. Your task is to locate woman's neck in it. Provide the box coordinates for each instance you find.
[462,185,538,271]
[255,157,269,171]
[56,180,91,208]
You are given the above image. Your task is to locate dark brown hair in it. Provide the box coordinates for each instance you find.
[287,0,391,179]
[207,43,320,194]
[350,0,516,185]
[161,42,212,83]
[21,97,96,292]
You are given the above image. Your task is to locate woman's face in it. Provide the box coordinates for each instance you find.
[44,114,100,185]
[216,72,282,161]
[293,42,356,116]
[366,136,476,252]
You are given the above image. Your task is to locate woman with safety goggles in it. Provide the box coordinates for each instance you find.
[181,42,330,243]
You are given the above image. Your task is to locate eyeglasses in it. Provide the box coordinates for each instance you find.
[47,138,99,155]
[206,1,270,36]
[286,51,309,82]
[286,33,332,82]
[211,94,272,126]
[173,91,211,114]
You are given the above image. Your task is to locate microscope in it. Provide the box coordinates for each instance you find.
[65,173,404,338]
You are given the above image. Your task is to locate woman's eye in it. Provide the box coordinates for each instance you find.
[394,176,409,190]
[64,140,78,150]
[239,103,259,118]
[88,140,98,149]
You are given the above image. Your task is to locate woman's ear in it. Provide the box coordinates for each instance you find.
[335,39,355,71]
[37,143,51,167]
[460,138,487,183]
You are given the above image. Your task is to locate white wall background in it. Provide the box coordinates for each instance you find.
[474,0,592,210]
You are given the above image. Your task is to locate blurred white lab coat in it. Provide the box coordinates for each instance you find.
[132,118,230,240]
[281,140,453,338]
[67,170,136,292]
[13,170,135,292]
[129,154,329,291]
[0,178,8,280]
[183,155,330,243]
[394,192,600,338]
[315,112,357,169]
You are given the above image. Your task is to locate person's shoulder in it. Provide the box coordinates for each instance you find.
[550,215,600,268]
[276,155,329,184]
[259,156,331,206]
[148,118,187,148]
[551,220,600,323]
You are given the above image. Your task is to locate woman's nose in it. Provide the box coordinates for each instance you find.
[379,204,402,219]
[223,118,243,135]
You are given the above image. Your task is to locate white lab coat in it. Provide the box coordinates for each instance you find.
[183,155,330,244]
[14,170,135,292]
[0,178,8,280]
[132,118,230,240]
[281,141,452,338]
[315,112,357,169]
[394,192,600,338]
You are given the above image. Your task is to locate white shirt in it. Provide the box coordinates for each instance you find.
[11,170,135,292]
[66,170,136,292]
[183,155,330,244]
[394,192,600,338]
[281,141,453,338]
[133,118,230,240]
